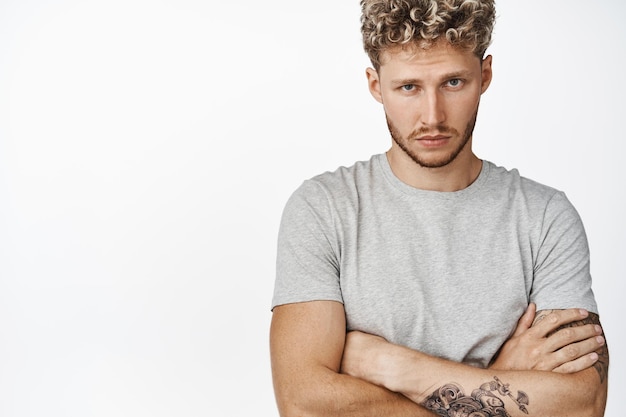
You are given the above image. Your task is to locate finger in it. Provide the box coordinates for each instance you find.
[511,303,536,337]
[545,324,603,353]
[552,352,600,374]
[550,335,605,372]
[532,308,589,337]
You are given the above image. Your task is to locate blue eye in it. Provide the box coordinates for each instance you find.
[401,84,415,91]
[447,79,462,87]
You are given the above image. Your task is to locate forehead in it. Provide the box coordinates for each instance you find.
[378,40,481,79]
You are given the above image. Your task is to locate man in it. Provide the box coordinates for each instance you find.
[270,1,609,416]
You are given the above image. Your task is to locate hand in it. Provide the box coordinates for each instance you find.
[489,303,605,373]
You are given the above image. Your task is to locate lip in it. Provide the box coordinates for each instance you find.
[416,135,451,147]
[417,135,449,141]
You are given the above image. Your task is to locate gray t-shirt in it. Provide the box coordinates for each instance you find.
[272,154,597,367]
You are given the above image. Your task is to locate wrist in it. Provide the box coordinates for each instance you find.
[378,344,441,404]
[355,335,394,387]
[373,342,417,393]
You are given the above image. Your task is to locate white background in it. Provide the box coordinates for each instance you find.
[0,1,623,416]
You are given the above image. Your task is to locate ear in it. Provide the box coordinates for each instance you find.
[480,55,493,94]
[366,67,383,103]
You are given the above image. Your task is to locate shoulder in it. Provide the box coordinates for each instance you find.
[310,155,379,189]
[485,162,586,239]
[481,162,585,233]
[483,161,572,208]
[288,155,381,206]
[485,161,559,196]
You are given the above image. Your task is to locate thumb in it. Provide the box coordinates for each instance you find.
[512,302,536,336]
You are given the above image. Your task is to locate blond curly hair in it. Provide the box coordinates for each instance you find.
[361,0,496,69]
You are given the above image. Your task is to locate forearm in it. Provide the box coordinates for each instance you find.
[274,365,435,417]
[370,342,607,417]
[271,301,437,417]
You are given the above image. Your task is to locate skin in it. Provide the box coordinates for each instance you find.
[490,303,607,376]
[271,301,428,416]
[270,39,608,417]
[341,309,608,416]
[365,40,490,191]
[271,301,607,417]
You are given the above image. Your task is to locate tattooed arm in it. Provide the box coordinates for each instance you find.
[270,303,603,417]
[490,304,607,374]
[531,309,608,381]
[341,309,608,417]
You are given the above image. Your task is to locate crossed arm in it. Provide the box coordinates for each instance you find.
[271,300,428,416]
[270,301,608,417]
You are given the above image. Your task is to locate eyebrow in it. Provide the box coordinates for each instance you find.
[390,78,421,87]
[390,70,474,87]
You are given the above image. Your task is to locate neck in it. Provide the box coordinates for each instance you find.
[386,143,483,192]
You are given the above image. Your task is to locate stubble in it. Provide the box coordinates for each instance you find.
[386,110,478,169]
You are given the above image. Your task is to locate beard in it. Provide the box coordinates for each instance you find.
[386,109,478,169]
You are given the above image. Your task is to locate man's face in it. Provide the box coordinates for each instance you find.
[367,40,492,169]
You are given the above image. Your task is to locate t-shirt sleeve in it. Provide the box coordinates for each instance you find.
[271,180,343,310]
[530,191,598,314]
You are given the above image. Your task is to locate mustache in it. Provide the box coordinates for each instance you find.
[407,125,459,139]
[384,115,464,141]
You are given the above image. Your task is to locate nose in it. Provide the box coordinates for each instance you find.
[420,90,446,126]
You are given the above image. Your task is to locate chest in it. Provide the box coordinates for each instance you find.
[338,203,534,366]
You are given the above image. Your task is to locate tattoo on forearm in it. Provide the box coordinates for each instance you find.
[534,311,609,383]
[421,376,529,416]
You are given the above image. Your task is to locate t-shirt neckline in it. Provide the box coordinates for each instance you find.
[375,153,491,200]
